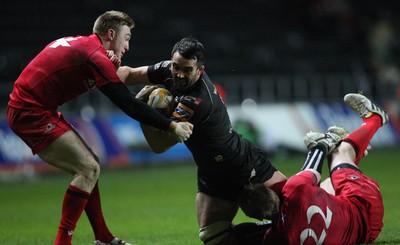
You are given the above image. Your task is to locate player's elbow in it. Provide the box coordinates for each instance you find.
[148,143,169,154]
[141,125,175,153]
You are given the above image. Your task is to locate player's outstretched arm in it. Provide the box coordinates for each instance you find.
[117,65,150,85]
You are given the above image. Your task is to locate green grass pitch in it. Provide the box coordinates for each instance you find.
[0,148,399,244]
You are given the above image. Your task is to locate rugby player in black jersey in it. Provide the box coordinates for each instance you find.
[118,37,287,245]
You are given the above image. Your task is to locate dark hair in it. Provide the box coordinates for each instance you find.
[239,183,280,221]
[93,10,135,35]
[171,37,206,67]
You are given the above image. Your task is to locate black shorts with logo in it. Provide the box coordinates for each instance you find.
[197,140,277,201]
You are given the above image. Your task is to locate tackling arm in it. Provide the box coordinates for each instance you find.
[140,123,179,153]
[117,65,150,85]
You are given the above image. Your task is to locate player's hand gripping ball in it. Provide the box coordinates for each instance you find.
[147,88,174,116]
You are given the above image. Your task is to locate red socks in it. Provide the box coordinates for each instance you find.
[343,114,382,165]
[54,182,115,244]
[54,185,89,245]
[85,181,114,242]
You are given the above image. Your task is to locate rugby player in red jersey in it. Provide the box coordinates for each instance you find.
[239,93,387,245]
[7,10,193,245]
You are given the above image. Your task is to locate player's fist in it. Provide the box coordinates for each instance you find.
[106,50,121,69]
[170,121,193,142]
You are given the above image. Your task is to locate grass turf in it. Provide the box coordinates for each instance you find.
[0,148,399,244]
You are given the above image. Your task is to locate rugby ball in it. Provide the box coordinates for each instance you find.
[147,88,174,116]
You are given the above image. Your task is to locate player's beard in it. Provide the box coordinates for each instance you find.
[174,77,196,91]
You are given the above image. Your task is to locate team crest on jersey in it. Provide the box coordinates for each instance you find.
[45,123,55,133]
[172,102,194,122]
[86,79,96,89]
[180,95,202,105]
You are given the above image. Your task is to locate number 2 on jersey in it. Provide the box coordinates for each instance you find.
[300,205,332,245]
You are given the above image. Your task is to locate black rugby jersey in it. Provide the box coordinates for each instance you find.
[148,61,250,173]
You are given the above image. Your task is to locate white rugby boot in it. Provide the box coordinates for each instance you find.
[303,131,342,154]
[343,93,389,125]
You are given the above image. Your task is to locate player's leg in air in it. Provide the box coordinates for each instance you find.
[328,93,388,169]
[318,93,387,195]
[328,93,387,242]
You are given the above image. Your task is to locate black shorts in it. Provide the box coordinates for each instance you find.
[197,141,277,201]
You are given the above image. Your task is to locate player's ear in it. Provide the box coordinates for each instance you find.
[107,29,116,40]
[198,65,205,74]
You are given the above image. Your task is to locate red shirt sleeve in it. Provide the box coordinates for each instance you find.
[282,170,318,198]
[87,48,121,87]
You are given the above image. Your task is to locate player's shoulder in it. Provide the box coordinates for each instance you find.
[154,60,172,69]
[46,35,103,56]
[283,179,314,197]
[47,35,90,46]
[149,60,172,74]
[78,35,104,51]
[179,81,212,108]
[148,60,173,84]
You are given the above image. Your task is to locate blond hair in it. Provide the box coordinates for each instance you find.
[93,10,135,35]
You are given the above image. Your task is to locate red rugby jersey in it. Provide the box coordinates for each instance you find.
[9,34,119,110]
[264,171,366,245]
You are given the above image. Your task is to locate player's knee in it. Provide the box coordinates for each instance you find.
[84,159,100,182]
[340,142,356,155]
[199,221,232,245]
[334,142,356,161]
[92,151,100,164]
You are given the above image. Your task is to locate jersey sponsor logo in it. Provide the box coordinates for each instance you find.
[172,102,194,122]
[181,95,198,103]
[178,95,202,105]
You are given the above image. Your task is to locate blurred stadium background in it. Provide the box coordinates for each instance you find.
[0,0,399,176]
[1,1,400,244]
